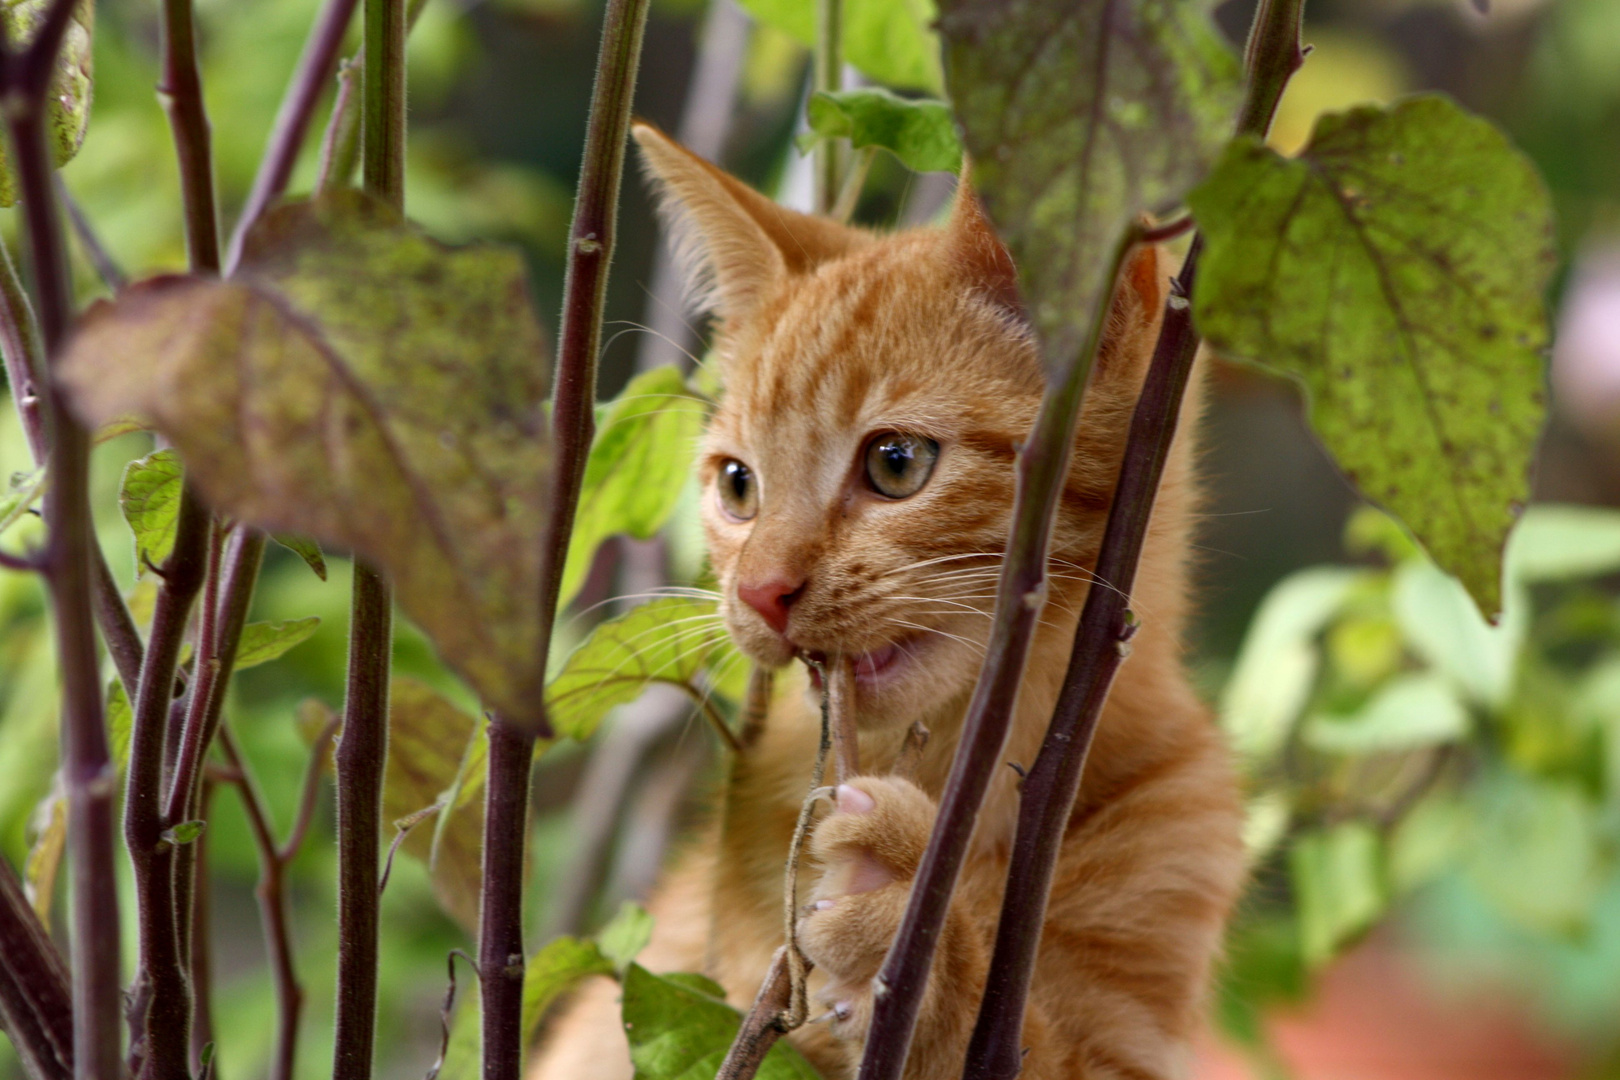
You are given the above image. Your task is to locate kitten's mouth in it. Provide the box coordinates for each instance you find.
[803,635,918,689]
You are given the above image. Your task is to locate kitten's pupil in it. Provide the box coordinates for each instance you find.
[718,458,758,520]
[866,433,939,499]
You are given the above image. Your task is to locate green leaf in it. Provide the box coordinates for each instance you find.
[1388,792,1467,895]
[0,0,93,207]
[1220,567,1365,767]
[597,901,654,973]
[163,820,207,845]
[559,366,706,611]
[58,192,553,725]
[521,937,614,1049]
[0,469,45,536]
[119,449,183,577]
[1302,672,1469,754]
[939,0,1241,374]
[621,964,820,1080]
[383,678,492,932]
[736,0,942,92]
[271,532,328,580]
[1465,771,1598,934]
[232,617,321,670]
[1290,822,1385,967]
[1189,97,1556,616]
[1392,559,1525,709]
[106,678,132,771]
[1506,504,1620,584]
[546,598,728,742]
[803,89,961,173]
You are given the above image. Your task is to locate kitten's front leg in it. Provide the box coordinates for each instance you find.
[797,777,1004,1079]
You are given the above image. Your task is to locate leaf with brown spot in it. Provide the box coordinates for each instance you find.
[938,0,1241,374]
[1189,97,1555,615]
[58,192,552,723]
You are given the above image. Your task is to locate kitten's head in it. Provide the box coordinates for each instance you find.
[634,123,1167,728]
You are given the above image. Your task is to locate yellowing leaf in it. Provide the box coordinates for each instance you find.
[1189,97,1556,616]
[384,677,490,932]
[59,192,552,724]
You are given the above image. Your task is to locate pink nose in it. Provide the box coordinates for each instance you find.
[737,576,804,635]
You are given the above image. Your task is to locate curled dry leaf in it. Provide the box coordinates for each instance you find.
[59,191,552,724]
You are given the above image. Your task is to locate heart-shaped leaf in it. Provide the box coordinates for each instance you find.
[59,192,552,724]
[1189,96,1555,616]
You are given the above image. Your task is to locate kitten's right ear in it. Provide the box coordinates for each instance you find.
[632,122,858,322]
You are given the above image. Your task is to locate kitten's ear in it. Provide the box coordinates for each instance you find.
[632,122,862,322]
[944,172,1025,318]
[1095,242,1169,375]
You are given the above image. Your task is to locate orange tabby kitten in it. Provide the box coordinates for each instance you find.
[532,125,1245,1080]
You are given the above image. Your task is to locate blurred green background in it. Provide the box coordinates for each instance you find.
[3,0,1620,1077]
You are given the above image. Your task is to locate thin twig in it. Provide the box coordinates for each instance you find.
[826,656,859,783]
[57,179,127,291]
[717,657,838,1080]
[226,0,362,271]
[157,0,223,274]
[962,5,1307,1077]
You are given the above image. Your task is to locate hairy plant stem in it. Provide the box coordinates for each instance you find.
[811,0,842,214]
[960,5,1306,1077]
[0,199,144,701]
[855,232,1138,1080]
[158,0,222,275]
[314,0,429,195]
[332,563,392,1080]
[226,0,362,270]
[0,856,74,1080]
[123,484,211,1080]
[0,4,125,1076]
[331,0,404,1075]
[477,2,649,1077]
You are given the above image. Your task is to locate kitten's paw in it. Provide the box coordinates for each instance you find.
[796,777,937,1041]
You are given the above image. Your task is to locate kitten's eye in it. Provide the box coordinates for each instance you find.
[865,433,939,499]
[716,459,758,521]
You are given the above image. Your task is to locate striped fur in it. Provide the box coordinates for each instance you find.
[531,125,1244,1080]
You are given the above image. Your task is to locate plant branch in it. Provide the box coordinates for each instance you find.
[479,1,649,1078]
[123,482,211,1080]
[0,856,74,1080]
[963,5,1306,1076]
[226,0,362,271]
[217,716,335,1080]
[0,5,126,1075]
[811,0,842,214]
[854,230,1139,1080]
[57,179,127,292]
[332,0,404,1072]
[158,0,222,273]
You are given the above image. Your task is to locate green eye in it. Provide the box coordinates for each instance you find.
[865,433,939,499]
[717,459,758,520]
